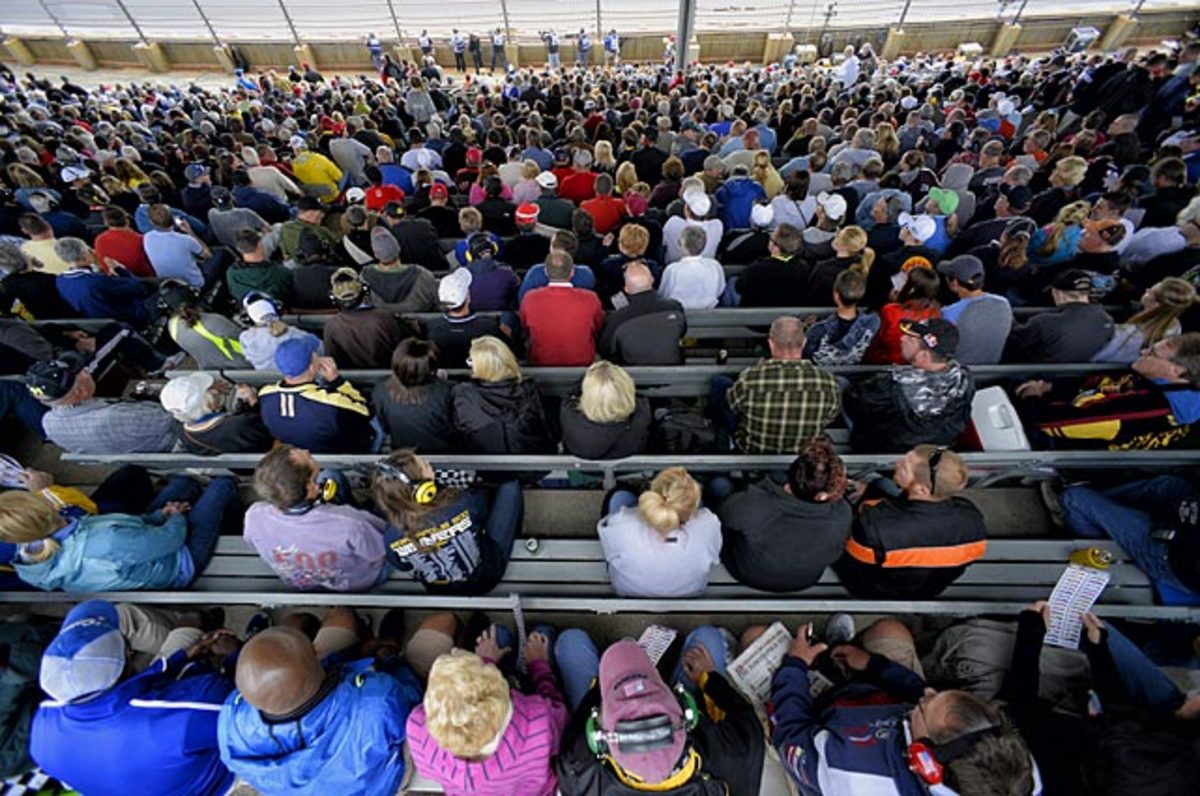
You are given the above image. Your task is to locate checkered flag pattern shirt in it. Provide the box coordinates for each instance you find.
[727,359,841,454]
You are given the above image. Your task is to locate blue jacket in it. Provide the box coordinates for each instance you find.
[770,655,928,796]
[31,651,234,796]
[232,185,292,224]
[517,264,596,303]
[219,660,422,796]
[258,377,374,453]
[55,269,148,326]
[715,177,767,230]
[15,512,190,592]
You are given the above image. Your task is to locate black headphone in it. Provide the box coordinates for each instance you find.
[464,232,498,263]
[908,726,1002,786]
[375,459,438,505]
[157,278,200,313]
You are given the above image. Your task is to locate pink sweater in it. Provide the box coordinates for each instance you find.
[406,659,568,796]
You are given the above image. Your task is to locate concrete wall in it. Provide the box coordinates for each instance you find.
[2,9,1193,72]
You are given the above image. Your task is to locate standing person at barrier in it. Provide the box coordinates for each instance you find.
[718,438,853,593]
[451,335,554,454]
[244,445,388,591]
[560,361,653,459]
[0,472,239,591]
[258,337,375,453]
[834,445,988,599]
[713,316,841,454]
[598,467,722,597]
[771,618,1036,796]
[220,609,434,795]
[450,30,468,72]
[553,633,763,795]
[845,318,975,452]
[373,449,523,595]
[407,629,568,795]
[31,600,236,796]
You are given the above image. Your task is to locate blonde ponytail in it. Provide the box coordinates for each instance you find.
[637,467,701,534]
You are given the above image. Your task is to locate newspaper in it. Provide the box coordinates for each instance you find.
[1044,564,1110,649]
[727,621,793,712]
[636,625,678,666]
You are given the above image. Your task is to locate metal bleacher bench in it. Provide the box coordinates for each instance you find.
[0,537,1189,620]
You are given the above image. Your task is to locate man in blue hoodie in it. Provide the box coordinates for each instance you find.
[30,600,236,796]
[771,619,1038,796]
[52,237,150,327]
[219,608,434,796]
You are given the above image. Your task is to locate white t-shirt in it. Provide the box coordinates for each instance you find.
[662,215,723,263]
[598,506,722,597]
[659,256,726,309]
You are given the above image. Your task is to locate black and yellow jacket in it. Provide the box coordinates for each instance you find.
[258,377,373,453]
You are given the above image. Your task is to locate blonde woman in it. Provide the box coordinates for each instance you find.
[1030,200,1091,266]
[406,635,567,796]
[1029,155,1088,225]
[597,467,722,597]
[560,361,652,458]
[511,159,542,204]
[113,157,150,189]
[1092,277,1198,363]
[450,336,553,454]
[751,149,784,198]
[594,140,617,175]
[614,161,638,195]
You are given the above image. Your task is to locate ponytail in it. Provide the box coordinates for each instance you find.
[637,467,700,534]
[268,320,289,337]
[854,246,875,274]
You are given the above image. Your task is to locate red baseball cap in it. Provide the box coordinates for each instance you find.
[515,203,540,225]
[429,183,449,199]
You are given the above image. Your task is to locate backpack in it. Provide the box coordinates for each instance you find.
[651,409,716,454]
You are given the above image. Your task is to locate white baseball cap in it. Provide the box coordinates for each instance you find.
[684,191,711,217]
[439,267,473,307]
[817,191,847,221]
[750,203,775,228]
[245,298,279,325]
[159,372,215,421]
[899,212,937,244]
[345,187,366,204]
[60,165,90,183]
[535,171,558,189]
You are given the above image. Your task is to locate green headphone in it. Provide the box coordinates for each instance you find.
[584,683,700,757]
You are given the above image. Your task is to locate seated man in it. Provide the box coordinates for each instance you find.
[423,268,505,369]
[735,223,810,308]
[520,250,605,367]
[554,631,763,795]
[143,203,222,289]
[659,225,725,310]
[717,316,840,454]
[1003,269,1115,363]
[1015,333,1200,449]
[258,338,374,453]
[25,356,178,454]
[226,229,294,306]
[834,445,987,599]
[598,261,687,365]
[360,227,439,313]
[53,237,151,327]
[772,618,1035,796]
[938,254,1012,365]
[844,318,975,452]
[460,233,521,312]
[31,600,236,796]
[220,609,440,795]
[244,445,388,591]
[802,269,880,365]
[159,372,273,455]
[324,267,407,369]
[1059,475,1200,600]
[718,438,853,592]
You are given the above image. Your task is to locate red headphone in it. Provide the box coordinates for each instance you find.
[907,727,1001,785]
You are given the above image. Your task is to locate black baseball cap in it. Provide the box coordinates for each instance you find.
[1051,269,1092,293]
[295,196,323,212]
[999,183,1033,210]
[25,354,86,401]
[899,317,959,358]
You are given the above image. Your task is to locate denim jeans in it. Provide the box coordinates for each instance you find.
[670,626,729,692]
[0,381,48,437]
[704,476,736,513]
[602,489,638,517]
[486,480,524,562]
[1105,623,1184,711]
[554,628,601,711]
[147,475,240,579]
[720,275,741,307]
[1061,476,1194,593]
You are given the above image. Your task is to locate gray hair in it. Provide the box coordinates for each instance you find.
[830,161,855,185]
[53,237,91,266]
[573,148,594,168]
[679,225,708,257]
[703,155,724,173]
[0,243,30,276]
[881,194,906,223]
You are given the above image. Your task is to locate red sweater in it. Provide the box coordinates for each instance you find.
[93,227,154,277]
[580,195,626,234]
[559,170,598,205]
[520,284,605,366]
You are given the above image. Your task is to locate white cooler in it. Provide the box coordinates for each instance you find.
[970,386,1032,451]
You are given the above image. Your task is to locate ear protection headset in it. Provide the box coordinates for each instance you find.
[375,459,438,505]
[907,726,1002,786]
[464,232,498,263]
[285,473,339,515]
[585,683,700,758]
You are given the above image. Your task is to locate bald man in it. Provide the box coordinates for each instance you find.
[218,609,455,796]
[598,260,688,365]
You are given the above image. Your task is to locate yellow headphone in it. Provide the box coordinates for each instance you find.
[375,459,438,504]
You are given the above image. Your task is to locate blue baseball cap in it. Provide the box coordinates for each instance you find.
[40,600,126,703]
[274,336,320,378]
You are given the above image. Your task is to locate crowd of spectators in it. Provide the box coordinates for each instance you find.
[0,34,1199,795]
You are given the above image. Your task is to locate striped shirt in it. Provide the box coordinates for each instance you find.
[406,659,568,796]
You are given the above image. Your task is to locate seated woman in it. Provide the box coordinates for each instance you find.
[559,361,651,460]
[373,449,522,595]
[864,265,941,365]
[1092,277,1196,363]
[238,292,323,370]
[160,280,252,369]
[407,628,567,796]
[598,467,722,597]
[373,338,455,453]
[451,336,554,454]
[0,474,238,591]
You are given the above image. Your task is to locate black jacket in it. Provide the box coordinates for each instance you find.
[423,313,503,369]
[719,479,852,592]
[845,365,976,452]
[1003,302,1115,363]
[451,378,554,454]
[556,672,763,796]
[559,397,652,459]
[599,292,686,365]
[503,232,551,271]
[372,377,456,453]
[387,218,445,270]
[736,253,812,308]
[179,410,274,455]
